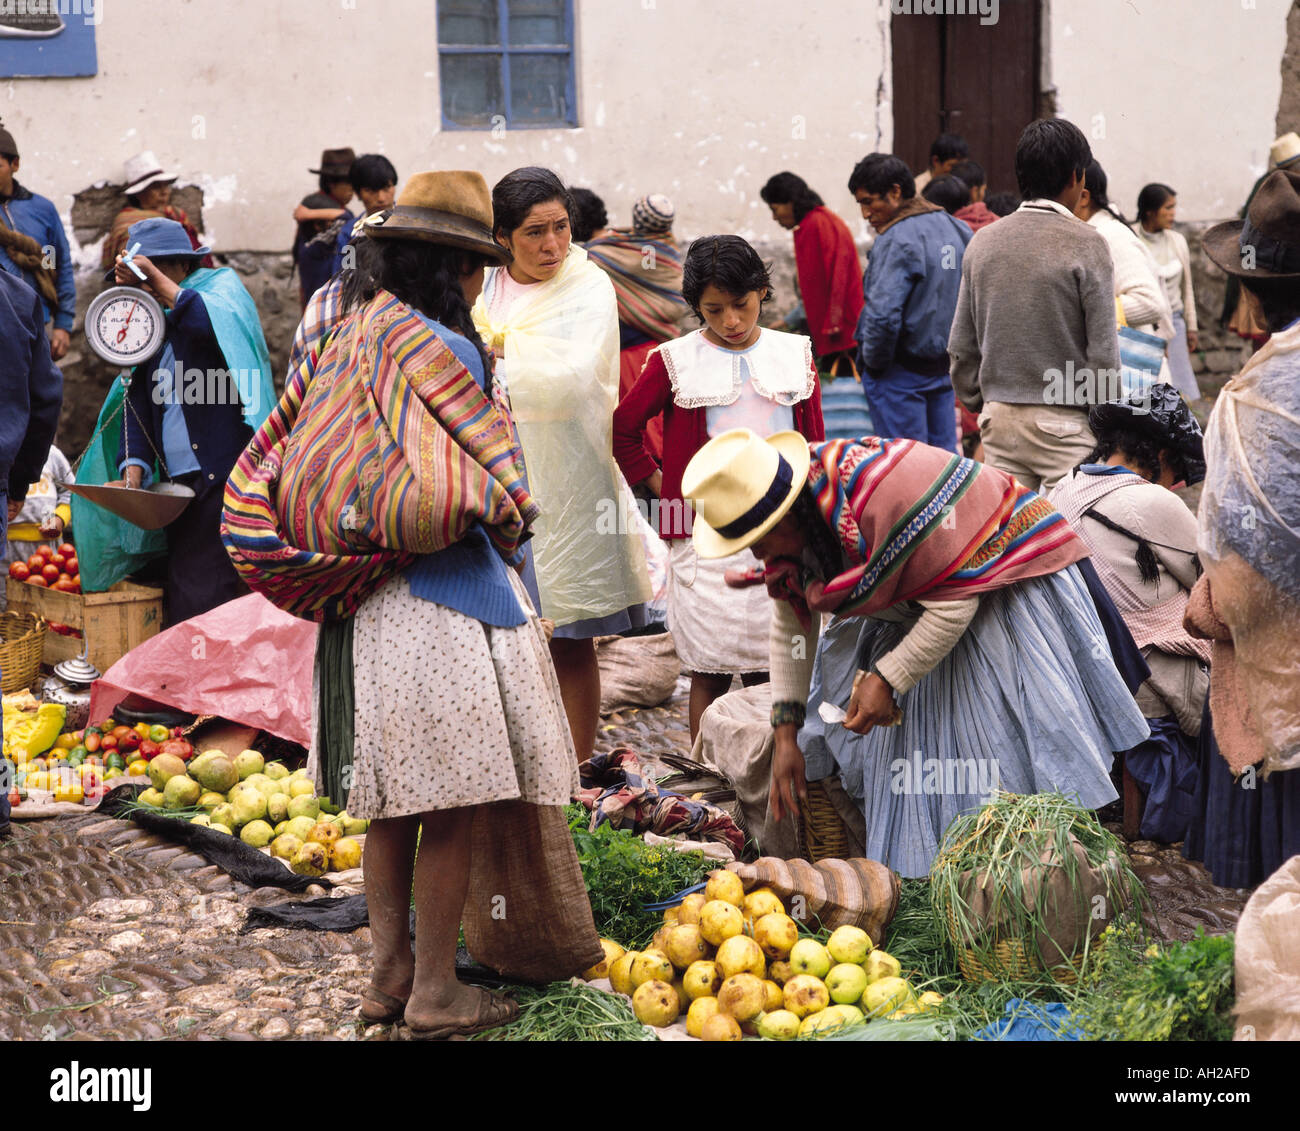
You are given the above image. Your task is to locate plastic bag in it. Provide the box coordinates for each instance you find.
[474,247,650,625]
[1198,327,1300,774]
[1233,854,1300,1041]
[69,377,165,593]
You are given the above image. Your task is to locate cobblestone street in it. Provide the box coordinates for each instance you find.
[0,679,1253,1042]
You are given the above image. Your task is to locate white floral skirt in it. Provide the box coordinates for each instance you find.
[309,571,579,820]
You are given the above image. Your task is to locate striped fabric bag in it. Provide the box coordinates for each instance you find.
[222,291,538,621]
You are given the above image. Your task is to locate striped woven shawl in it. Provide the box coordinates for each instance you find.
[802,437,1088,617]
[585,234,687,342]
[222,291,538,621]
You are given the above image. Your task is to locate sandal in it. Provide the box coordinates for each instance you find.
[359,986,409,1025]
[406,988,520,1041]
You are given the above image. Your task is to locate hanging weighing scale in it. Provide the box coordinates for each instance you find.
[64,244,196,530]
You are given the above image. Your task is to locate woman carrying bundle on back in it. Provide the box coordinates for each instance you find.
[613,236,824,738]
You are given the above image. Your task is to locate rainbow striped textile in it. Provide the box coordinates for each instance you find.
[222,291,538,622]
[801,437,1088,618]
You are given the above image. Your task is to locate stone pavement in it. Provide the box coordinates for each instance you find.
[0,679,1252,1041]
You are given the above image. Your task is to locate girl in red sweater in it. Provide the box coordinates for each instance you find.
[614,235,824,737]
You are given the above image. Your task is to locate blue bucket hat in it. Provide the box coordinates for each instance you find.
[103,216,210,280]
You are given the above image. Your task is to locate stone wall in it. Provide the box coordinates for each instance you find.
[52,221,1250,459]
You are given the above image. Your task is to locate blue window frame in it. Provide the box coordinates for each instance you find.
[438,0,577,130]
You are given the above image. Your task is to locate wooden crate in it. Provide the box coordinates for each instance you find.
[5,578,164,672]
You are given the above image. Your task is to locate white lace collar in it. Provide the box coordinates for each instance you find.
[659,328,815,409]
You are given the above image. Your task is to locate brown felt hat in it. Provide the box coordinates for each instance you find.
[309,147,356,178]
[362,170,510,263]
[1204,168,1300,280]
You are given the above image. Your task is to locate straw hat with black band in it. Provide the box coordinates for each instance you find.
[681,428,811,559]
[1203,167,1300,280]
[362,170,512,264]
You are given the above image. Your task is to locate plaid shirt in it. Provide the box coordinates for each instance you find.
[287,274,347,385]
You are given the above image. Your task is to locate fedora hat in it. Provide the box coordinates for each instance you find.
[1271,132,1300,169]
[363,170,510,263]
[1204,168,1300,280]
[123,151,178,196]
[309,147,356,178]
[682,429,812,559]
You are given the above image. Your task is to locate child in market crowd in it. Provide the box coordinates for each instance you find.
[3,442,73,565]
[613,235,824,739]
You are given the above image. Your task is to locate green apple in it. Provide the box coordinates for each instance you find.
[825,962,869,1004]
[826,925,873,966]
[788,938,832,979]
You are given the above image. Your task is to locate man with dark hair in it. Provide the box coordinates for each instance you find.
[330,153,398,274]
[568,187,610,243]
[1,268,62,837]
[948,118,1120,492]
[848,153,971,451]
[914,132,969,193]
[0,120,75,360]
[921,175,969,216]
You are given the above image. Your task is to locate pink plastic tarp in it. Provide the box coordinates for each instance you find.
[88,594,319,747]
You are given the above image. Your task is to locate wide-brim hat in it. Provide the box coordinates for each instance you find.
[1204,168,1300,280]
[123,150,178,196]
[309,147,356,178]
[1088,384,1206,485]
[103,216,210,280]
[363,170,510,263]
[1271,132,1300,169]
[682,429,812,559]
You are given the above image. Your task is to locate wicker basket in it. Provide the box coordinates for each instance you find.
[797,780,852,862]
[943,905,1105,986]
[0,611,46,694]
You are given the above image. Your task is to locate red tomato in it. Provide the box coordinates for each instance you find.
[41,563,59,582]
[27,576,47,587]
[50,553,66,569]
[69,581,81,594]
[138,739,159,760]
[36,545,53,561]
[27,554,44,571]
[57,543,75,557]
[9,561,30,581]
[64,557,78,577]
[52,579,77,593]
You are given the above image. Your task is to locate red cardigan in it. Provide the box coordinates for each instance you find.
[794,206,864,358]
[613,345,824,540]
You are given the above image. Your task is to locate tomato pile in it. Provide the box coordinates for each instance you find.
[9,542,80,593]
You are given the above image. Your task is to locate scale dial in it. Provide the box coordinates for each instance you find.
[84,286,167,367]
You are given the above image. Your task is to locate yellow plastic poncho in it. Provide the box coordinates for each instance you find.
[473,246,650,625]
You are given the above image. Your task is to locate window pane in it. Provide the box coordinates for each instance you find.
[441,53,504,128]
[439,0,500,45]
[508,0,566,46]
[509,52,570,124]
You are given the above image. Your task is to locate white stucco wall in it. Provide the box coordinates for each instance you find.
[1048,0,1292,221]
[1,0,1290,255]
[1,0,887,255]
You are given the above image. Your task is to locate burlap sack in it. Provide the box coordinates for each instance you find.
[728,856,900,943]
[956,833,1127,967]
[1233,854,1300,1041]
[462,801,605,983]
[596,632,681,714]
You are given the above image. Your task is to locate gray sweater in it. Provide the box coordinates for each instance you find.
[948,201,1120,411]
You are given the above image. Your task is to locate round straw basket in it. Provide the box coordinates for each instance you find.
[0,612,46,694]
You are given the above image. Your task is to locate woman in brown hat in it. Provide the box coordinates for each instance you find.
[234,171,602,1037]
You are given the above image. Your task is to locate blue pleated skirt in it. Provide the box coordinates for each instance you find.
[798,564,1151,878]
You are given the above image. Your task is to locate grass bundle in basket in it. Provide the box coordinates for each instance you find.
[929,791,1146,986]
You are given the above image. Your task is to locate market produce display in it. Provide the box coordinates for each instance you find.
[586,869,942,1040]
[8,543,83,609]
[133,748,367,875]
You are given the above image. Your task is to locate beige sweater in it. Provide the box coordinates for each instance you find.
[1088,210,1174,341]
[769,596,980,708]
[1133,224,1198,333]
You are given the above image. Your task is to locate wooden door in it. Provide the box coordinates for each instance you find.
[890,0,1041,196]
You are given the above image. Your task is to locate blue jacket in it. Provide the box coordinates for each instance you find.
[0,181,75,331]
[855,207,972,378]
[118,289,253,493]
[0,271,62,503]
